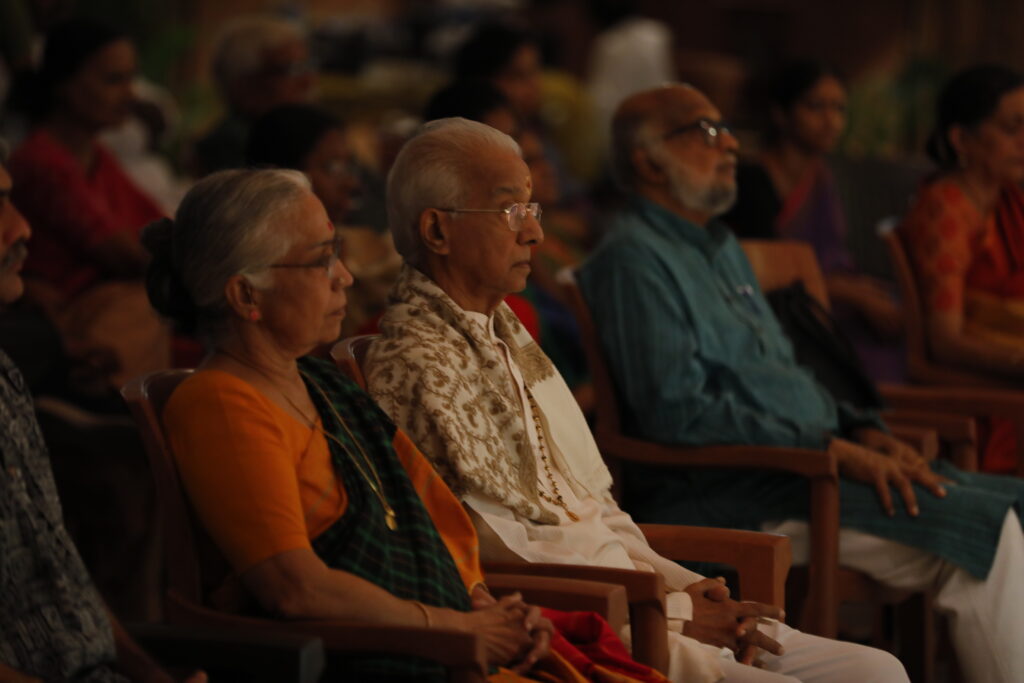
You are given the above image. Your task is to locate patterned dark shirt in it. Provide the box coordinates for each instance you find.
[0,349,125,681]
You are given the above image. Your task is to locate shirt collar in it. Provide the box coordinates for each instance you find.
[630,195,731,259]
[462,308,498,342]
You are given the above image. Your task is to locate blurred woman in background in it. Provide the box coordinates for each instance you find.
[9,18,171,386]
[726,60,903,380]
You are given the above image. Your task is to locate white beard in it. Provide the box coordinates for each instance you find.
[655,146,737,217]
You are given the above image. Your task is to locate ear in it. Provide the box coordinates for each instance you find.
[417,208,452,256]
[631,146,667,187]
[947,125,968,165]
[224,274,262,320]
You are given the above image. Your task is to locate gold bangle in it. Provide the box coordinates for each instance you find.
[412,600,432,628]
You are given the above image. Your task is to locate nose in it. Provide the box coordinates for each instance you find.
[333,259,355,288]
[721,128,740,153]
[518,211,544,246]
[1,202,31,246]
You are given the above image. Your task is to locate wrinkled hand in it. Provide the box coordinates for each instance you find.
[470,583,496,609]
[854,428,924,467]
[456,593,536,668]
[830,436,948,517]
[510,606,553,674]
[683,577,784,661]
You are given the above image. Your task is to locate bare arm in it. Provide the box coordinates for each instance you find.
[242,548,540,668]
[825,273,902,339]
[927,308,1024,378]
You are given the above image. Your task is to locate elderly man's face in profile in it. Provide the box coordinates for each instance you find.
[0,165,31,306]
[648,89,740,217]
[444,146,543,304]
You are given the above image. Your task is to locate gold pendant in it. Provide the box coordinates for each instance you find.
[567,510,580,522]
[385,509,398,531]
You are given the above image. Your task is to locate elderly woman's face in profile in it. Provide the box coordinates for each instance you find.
[259,191,353,355]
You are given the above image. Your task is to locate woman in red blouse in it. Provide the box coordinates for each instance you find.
[900,64,1024,472]
[901,65,1024,377]
[9,18,171,386]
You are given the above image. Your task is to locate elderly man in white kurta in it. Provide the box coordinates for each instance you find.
[364,116,907,683]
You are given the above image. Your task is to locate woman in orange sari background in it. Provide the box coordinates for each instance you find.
[900,64,1024,471]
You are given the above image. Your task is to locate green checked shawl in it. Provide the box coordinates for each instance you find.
[299,357,471,681]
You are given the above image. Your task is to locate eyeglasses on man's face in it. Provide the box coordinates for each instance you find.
[438,202,543,232]
[662,118,732,148]
[267,234,345,279]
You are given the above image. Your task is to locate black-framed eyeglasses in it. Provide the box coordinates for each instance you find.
[663,118,732,148]
[266,234,345,279]
[437,202,543,232]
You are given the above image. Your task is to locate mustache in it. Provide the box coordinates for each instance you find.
[0,240,28,272]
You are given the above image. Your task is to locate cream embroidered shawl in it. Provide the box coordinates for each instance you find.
[365,265,614,524]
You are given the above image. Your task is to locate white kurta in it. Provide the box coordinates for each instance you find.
[366,268,908,683]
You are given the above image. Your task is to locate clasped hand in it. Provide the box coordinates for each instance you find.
[683,577,784,666]
[460,588,552,672]
[833,429,951,517]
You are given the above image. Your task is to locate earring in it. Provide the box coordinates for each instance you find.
[249,309,261,322]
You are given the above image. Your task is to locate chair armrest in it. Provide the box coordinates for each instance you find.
[164,592,488,681]
[880,382,1024,419]
[487,573,629,633]
[483,562,667,673]
[126,622,325,683]
[638,524,791,609]
[596,433,838,480]
[884,422,939,461]
[883,409,977,469]
[879,382,1024,472]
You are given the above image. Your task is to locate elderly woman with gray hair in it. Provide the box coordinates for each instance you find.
[145,168,554,681]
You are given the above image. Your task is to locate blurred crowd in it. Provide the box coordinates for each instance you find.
[5,1,1024,681]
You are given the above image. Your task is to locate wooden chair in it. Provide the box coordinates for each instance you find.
[553,276,842,640]
[333,335,792,674]
[126,622,326,683]
[883,228,1024,475]
[121,371,644,681]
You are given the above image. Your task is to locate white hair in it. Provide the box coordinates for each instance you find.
[386,117,521,266]
[212,16,305,96]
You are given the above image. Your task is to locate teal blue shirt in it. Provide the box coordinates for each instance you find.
[579,198,1024,581]
[579,197,878,449]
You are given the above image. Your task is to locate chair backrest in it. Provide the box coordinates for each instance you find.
[122,370,226,608]
[881,228,932,373]
[739,239,831,310]
[557,268,625,445]
[330,335,379,390]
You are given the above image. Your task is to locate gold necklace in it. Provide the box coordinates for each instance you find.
[525,389,579,522]
[216,349,398,531]
[302,372,399,531]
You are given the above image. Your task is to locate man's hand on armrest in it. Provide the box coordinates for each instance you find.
[682,577,784,666]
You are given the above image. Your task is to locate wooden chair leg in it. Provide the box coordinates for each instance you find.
[894,592,936,683]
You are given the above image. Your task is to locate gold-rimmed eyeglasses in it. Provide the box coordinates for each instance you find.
[438,202,542,232]
[266,234,345,279]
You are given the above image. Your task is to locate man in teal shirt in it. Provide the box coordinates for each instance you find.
[579,84,1024,683]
